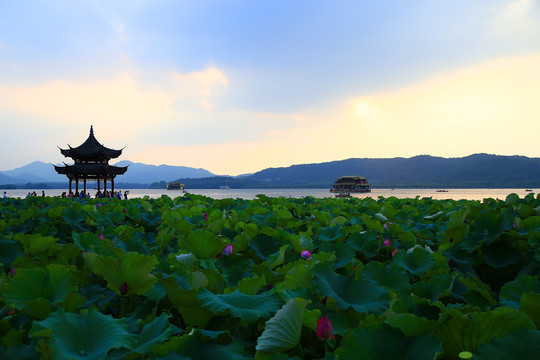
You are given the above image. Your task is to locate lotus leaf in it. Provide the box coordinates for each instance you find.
[474,328,540,359]
[335,324,442,360]
[313,263,391,314]
[92,252,158,296]
[256,298,307,353]
[393,247,434,275]
[35,308,137,360]
[197,288,282,324]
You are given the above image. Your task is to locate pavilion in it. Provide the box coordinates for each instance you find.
[54,126,128,194]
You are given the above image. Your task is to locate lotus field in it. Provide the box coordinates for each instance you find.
[1,193,540,359]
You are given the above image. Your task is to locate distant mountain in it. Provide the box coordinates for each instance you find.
[114,161,214,184]
[0,161,62,184]
[0,160,215,186]
[247,154,540,188]
[170,154,540,189]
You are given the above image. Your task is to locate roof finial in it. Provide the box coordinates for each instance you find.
[90,125,94,136]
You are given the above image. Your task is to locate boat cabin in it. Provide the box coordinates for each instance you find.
[330,176,371,193]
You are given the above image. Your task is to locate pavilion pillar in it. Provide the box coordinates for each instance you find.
[75,179,79,193]
[104,179,107,192]
[83,178,87,193]
[69,179,72,193]
[111,177,115,193]
[97,178,101,192]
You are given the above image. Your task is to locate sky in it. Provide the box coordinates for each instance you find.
[1,0,539,175]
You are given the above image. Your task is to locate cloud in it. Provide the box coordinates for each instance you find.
[500,0,536,19]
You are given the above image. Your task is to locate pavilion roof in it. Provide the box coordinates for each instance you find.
[54,163,128,177]
[59,126,124,160]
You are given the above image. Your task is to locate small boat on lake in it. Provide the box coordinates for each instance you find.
[167,182,185,191]
[330,176,371,193]
[335,193,351,198]
[220,186,231,190]
[525,189,533,192]
[436,190,448,193]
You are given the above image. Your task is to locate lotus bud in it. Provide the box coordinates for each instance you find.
[383,239,390,247]
[97,203,102,208]
[9,268,16,276]
[392,249,398,256]
[99,234,104,240]
[316,314,335,341]
[301,250,312,260]
[221,244,233,256]
[120,281,129,295]
[122,208,126,213]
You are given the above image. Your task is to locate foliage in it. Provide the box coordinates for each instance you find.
[0,192,539,359]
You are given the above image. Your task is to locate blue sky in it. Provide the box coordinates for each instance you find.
[1,0,539,175]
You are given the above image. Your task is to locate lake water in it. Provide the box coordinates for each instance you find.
[2,188,536,201]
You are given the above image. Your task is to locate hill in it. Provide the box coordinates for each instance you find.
[171,154,540,189]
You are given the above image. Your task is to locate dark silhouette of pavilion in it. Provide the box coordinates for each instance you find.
[54,126,128,194]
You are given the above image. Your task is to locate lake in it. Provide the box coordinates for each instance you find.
[2,188,536,201]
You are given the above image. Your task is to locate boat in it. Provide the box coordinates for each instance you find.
[526,189,533,192]
[220,186,231,190]
[335,193,351,198]
[436,190,448,193]
[330,176,371,193]
[167,182,185,191]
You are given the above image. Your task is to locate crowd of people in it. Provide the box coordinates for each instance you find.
[60,190,129,199]
[2,190,129,199]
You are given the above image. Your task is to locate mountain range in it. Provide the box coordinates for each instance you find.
[0,161,214,186]
[2,154,540,189]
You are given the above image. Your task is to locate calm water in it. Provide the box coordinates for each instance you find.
[3,188,537,201]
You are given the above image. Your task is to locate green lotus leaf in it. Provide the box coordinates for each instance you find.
[235,275,266,295]
[268,245,289,269]
[256,298,307,353]
[481,241,521,268]
[393,247,434,276]
[313,263,391,314]
[14,233,57,256]
[92,252,158,296]
[335,324,441,360]
[499,274,540,308]
[151,331,248,360]
[474,328,540,359]
[385,313,438,337]
[361,262,410,295]
[0,343,39,360]
[180,229,228,259]
[197,288,282,324]
[0,238,23,271]
[130,313,180,355]
[411,273,454,302]
[251,234,281,260]
[436,308,535,358]
[3,264,75,317]
[317,225,343,242]
[520,292,540,328]
[35,308,137,360]
[71,232,102,251]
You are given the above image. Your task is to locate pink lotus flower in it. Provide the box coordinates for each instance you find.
[120,281,129,295]
[202,212,208,221]
[384,223,390,231]
[383,239,390,247]
[9,268,16,276]
[301,250,312,260]
[316,314,335,341]
[99,234,104,240]
[221,244,233,256]
[82,251,88,255]
[97,203,101,208]
[122,208,126,213]
[392,249,398,256]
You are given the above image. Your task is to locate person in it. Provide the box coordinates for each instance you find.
[118,190,122,199]
[3,191,6,198]
[61,192,66,198]
[26,192,31,198]
[42,191,45,197]
[124,190,128,200]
